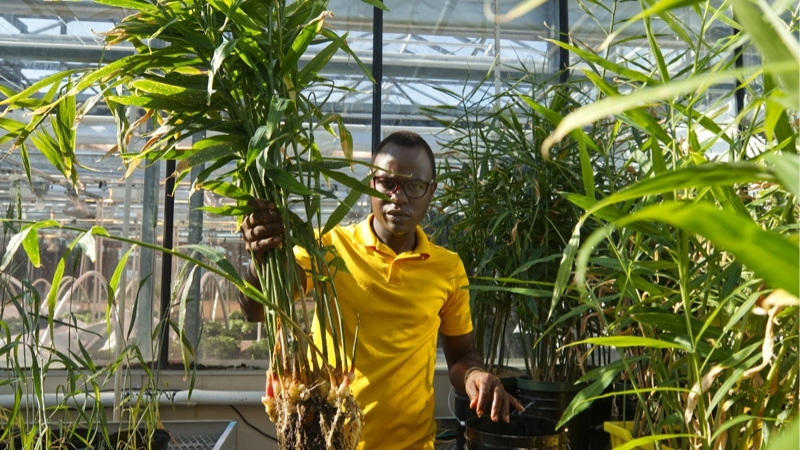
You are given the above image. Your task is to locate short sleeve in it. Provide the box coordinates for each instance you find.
[439,257,473,336]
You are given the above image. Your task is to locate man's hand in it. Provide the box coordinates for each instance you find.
[465,369,525,423]
[241,199,285,264]
[238,199,286,322]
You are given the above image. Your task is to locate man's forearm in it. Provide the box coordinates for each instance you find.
[238,261,266,322]
[238,261,307,323]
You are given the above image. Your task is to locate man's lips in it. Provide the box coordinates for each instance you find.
[385,209,410,219]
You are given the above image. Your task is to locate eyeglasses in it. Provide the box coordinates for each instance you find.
[372,177,434,199]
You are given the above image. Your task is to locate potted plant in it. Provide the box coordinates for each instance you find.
[424,70,608,448]
[0,0,385,448]
[548,0,799,448]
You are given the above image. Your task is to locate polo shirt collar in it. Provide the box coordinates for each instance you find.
[356,214,431,259]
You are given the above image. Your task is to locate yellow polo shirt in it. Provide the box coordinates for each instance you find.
[294,215,473,450]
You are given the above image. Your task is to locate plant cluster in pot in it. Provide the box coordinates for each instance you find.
[425,71,609,448]
[549,1,799,449]
[0,0,386,449]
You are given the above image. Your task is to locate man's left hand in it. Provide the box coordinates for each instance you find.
[465,370,525,423]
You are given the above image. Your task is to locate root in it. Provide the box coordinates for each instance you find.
[262,377,363,450]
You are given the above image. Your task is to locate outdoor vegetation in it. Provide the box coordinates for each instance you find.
[0,0,797,449]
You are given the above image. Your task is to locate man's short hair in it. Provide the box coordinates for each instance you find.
[373,131,436,180]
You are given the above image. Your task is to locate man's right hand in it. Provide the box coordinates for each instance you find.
[241,198,285,263]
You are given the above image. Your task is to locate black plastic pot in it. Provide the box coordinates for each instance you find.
[0,432,22,450]
[465,415,566,449]
[516,377,592,450]
[102,428,171,450]
[0,427,100,450]
[611,381,640,421]
[455,392,476,449]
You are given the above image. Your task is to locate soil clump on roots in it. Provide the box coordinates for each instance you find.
[264,376,363,450]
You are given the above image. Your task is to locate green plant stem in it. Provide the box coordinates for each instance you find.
[677,229,710,448]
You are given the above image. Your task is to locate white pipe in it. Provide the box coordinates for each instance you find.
[0,389,265,410]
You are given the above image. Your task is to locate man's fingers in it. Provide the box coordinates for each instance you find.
[476,383,493,418]
[248,198,275,210]
[509,394,525,412]
[251,208,282,224]
[244,210,283,232]
[244,222,284,243]
[246,236,283,254]
[490,386,505,422]
[242,200,281,232]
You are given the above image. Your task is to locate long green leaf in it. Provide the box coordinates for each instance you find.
[616,201,799,297]
[338,118,354,160]
[731,0,799,111]
[358,0,388,11]
[541,63,796,155]
[285,13,327,72]
[197,205,254,216]
[246,98,290,169]
[519,95,601,154]
[1,220,58,270]
[266,168,313,195]
[558,357,649,428]
[322,175,369,235]
[466,285,552,297]
[548,40,655,83]
[632,311,723,340]
[0,70,80,107]
[613,434,696,450]
[180,244,242,285]
[195,180,251,200]
[320,28,376,84]
[582,71,673,145]
[597,0,707,51]
[551,220,583,318]
[91,0,157,13]
[299,39,341,87]
[175,135,244,174]
[106,94,211,112]
[765,153,799,198]
[565,336,691,350]
[586,162,776,217]
[208,39,240,103]
[131,79,210,107]
[564,193,663,237]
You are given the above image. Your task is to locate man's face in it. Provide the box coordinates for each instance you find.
[370,143,436,244]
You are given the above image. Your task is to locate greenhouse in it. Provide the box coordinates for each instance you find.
[0,0,797,449]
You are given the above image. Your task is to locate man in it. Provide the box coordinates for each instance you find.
[239,131,523,449]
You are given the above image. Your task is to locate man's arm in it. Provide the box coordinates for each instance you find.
[238,263,267,322]
[440,332,524,423]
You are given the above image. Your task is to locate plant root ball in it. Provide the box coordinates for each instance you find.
[268,386,363,450]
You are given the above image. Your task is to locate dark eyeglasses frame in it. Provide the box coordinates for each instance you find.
[372,176,435,199]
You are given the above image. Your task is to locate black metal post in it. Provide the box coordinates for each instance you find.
[371,2,384,153]
[186,162,205,352]
[734,35,745,119]
[558,0,569,83]
[158,159,176,369]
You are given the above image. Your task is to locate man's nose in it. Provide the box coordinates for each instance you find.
[389,187,409,204]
